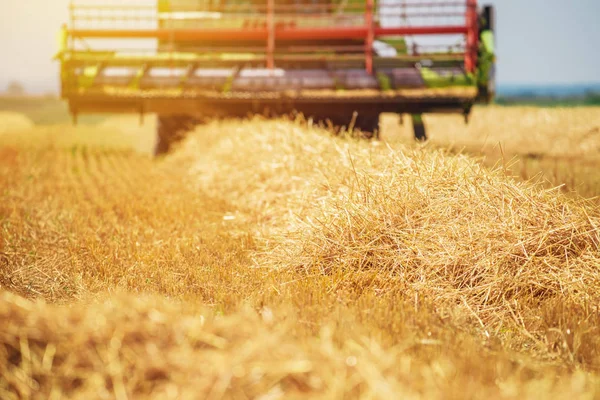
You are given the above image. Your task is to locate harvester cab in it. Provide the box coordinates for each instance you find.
[57,0,496,154]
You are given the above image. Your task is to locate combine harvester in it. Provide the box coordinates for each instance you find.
[57,0,495,154]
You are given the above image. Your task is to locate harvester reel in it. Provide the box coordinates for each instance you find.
[59,0,493,154]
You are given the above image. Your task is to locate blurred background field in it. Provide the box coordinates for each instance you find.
[0,96,156,154]
[384,106,600,198]
[3,95,600,198]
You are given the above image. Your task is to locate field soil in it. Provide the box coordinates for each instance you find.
[1,106,600,399]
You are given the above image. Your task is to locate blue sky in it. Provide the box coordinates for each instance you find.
[484,0,599,85]
[0,0,599,93]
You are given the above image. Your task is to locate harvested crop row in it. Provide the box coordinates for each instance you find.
[174,118,600,325]
[269,148,600,323]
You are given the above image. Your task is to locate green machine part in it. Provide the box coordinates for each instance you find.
[477,5,496,103]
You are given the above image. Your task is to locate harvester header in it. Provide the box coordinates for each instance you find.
[57,0,496,153]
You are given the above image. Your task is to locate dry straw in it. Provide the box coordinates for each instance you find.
[3,115,600,398]
[2,291,598,399]
[174,117,600,323]
[270,146,600,322]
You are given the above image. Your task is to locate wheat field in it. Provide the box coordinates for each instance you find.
[385,106,600,197]
[1,106,600,399]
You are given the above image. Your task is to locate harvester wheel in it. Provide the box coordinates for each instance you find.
[412,114,427,141]
[353,114,380,139]
[155,115,197,156]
